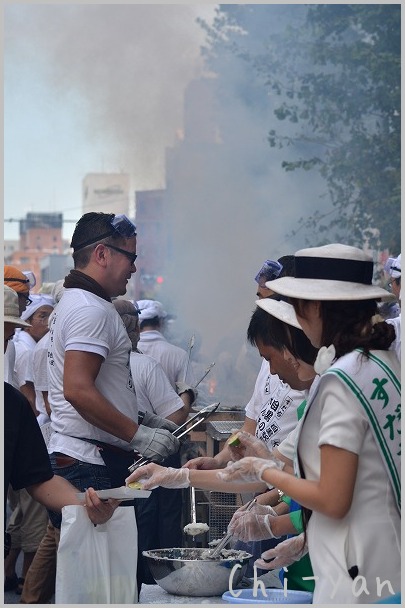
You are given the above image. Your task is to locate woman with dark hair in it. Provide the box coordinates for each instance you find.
[219,244,400,604]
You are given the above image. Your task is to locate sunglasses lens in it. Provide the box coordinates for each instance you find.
[255,260,283,284]
[23,271,36,288]
[111,215,137,237]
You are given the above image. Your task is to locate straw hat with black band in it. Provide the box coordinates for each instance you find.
[266,244,395,302]
[4,286,32,328]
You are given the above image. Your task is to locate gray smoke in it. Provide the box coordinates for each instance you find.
[4,4,216,189]
[5,5,326,406]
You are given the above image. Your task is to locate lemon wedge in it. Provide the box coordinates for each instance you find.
[128,481,143,490]
[227,432,241,447]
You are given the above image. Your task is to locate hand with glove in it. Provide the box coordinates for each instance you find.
[175,381,198,403]
[129,425,180,463]
[255,533,308,570]
[218,456,285,485]
[228,431,273,461]
[125,462,190,490]
[183,456,222,470]
[139,411,179,433]
[228,503,280,541]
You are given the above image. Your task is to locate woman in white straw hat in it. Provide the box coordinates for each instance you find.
[218,244,400,604]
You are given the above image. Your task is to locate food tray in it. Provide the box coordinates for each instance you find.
[76,486,151,501]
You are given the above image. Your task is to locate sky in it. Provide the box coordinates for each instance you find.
[3,3,327,405]
[4,3,217,241]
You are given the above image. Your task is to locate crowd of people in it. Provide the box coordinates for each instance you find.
[3,210,401,605]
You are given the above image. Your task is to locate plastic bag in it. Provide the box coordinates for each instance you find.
[56,505,138,604]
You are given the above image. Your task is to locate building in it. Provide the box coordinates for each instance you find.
[4,212,70,292]
[82,173,132,217]
[39,254,73,285]
[133,189,169,300]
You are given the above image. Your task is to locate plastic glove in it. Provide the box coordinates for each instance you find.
[125,463,190,490]
[218,456,285,485]
[175,381,198,403]
[228,431,274,461]
[140,411,179,433]
[229,431,271,460]
[255,533,308,570]
[228,504,280,541]
[129,425,180,463]
[183,456,222,470]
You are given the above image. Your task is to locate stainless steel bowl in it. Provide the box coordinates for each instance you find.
[143,547,252,597]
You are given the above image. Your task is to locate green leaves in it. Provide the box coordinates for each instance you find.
[200,4,401,253]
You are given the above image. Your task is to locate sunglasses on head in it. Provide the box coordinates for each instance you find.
[73,214,137,251]
[255,260,283,284]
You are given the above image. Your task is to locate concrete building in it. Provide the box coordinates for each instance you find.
[39,254,73,285]
[82,173,132,217]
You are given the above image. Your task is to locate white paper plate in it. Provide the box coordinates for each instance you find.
[222,588,313,603]
[76,486,151,501]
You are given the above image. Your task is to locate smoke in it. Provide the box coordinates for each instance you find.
[5,5,327,406]
[4,4,216,190]
[156,8,327,404]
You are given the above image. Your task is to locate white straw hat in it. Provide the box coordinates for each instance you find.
[256,298,302,329]
[4,286,32,328]
[267,244,395,302]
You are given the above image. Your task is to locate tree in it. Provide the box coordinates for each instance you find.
[199,4,401,253]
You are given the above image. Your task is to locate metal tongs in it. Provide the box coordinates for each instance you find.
[128,402,220,473]
[209,498,257,559]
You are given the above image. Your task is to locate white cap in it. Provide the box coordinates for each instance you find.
[384,254,401,280]
[136,299,167,320]
[51,279,66,304]
[21,294,55,321]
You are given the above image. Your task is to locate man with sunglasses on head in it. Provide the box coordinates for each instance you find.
[45,213,180,548]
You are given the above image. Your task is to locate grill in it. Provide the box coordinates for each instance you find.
[207,491,244,544]
[199,421,246,545]
[205,420,244,441]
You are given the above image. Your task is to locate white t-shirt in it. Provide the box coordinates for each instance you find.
[138,330,194,389]
[13,330,36,389]
[4,340,18,388]
[245,359,306,449]
[33,332,51,425]
[297,350,400,603]
[48,288,137,464]
[244,359,271,420]
[130,351,184,418]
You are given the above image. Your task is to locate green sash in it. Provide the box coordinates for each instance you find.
[295,350,400,511]
[325,349,401,511]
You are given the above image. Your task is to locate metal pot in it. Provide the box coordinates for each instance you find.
[142,547,252,597]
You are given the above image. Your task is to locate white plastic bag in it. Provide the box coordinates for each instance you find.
[56,505,138,604]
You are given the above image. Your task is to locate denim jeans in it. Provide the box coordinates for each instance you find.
[48,455,111,529]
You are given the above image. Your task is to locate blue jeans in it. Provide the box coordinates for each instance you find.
[48,454,111,529]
